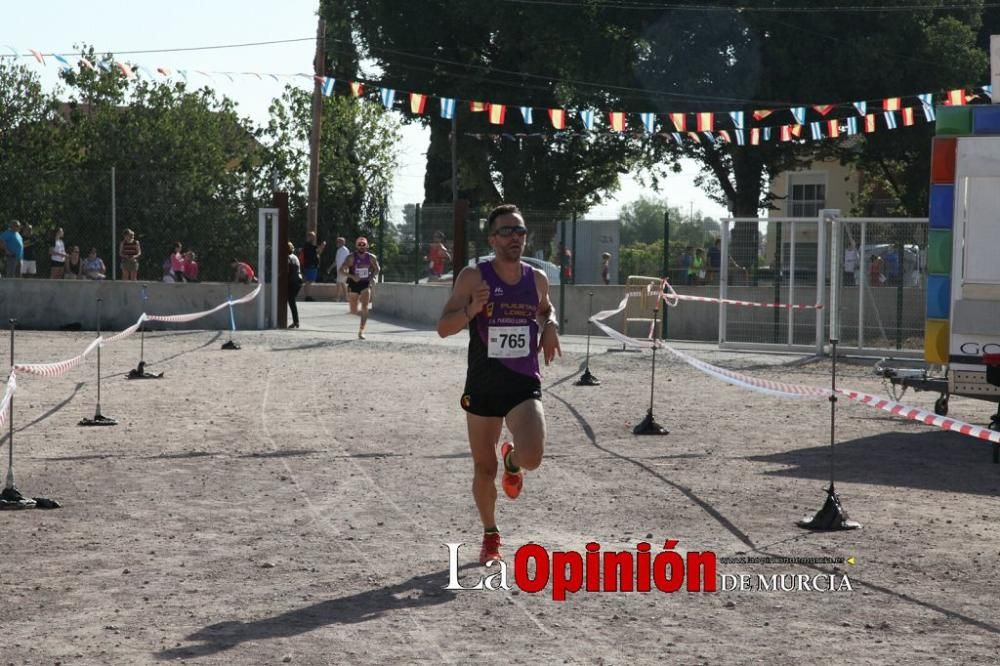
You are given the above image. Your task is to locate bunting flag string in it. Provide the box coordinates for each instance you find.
[1,45,988,146]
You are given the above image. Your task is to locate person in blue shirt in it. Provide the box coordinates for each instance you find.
[0,220,24,278]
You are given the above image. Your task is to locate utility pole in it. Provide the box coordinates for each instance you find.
[306,17,326,236]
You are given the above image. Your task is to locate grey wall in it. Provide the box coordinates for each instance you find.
[0,280,262,331]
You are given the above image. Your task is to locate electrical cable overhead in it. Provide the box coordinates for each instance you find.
[0,37,316,60]
[495,0,996,13]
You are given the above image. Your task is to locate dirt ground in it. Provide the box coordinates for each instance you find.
[2,302,1000,665]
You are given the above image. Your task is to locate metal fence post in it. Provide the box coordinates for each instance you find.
[414,203,421,285]
[815,211,828,355]
[111,166,116,281]
[559,217,566,328]
[662,210,669,338]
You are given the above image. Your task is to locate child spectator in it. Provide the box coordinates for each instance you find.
[183,251,199,282]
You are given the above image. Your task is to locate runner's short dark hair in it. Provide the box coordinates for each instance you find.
[487,204,522,230]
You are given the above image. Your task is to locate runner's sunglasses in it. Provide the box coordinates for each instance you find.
[492,225,528,238]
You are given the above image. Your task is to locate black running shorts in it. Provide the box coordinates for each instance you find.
[460,389,542,418]
[349,279,371,294]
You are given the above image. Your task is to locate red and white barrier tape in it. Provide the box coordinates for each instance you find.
[0,372,15,431]
[661,280,821,310]
[103,314,146,344]
[590,289,1000,444]
[145,284,261,323]
[13,336,103,378]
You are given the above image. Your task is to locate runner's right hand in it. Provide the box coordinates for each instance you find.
[468,280,490,315]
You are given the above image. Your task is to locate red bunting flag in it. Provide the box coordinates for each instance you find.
[790,124,802,138]
[156,66,171,76]
[696,112,714,132]
[864,114,876,133]
[29,49,45,65]
[548,109,566,129]
[827,119,840,138]
[668,113,686,131]
[79,57,96,71]
[946,89,966,106]
[883,97,901,111]
[750,128,761,145]
[470,101,486,112]
[350,82,365,97]
[753,109,773,121]
[902,107,915,126]
[117,62,134,79]
[687,132,701,144]
[608,112,625,132]
[409,93,427,114]
[813,104,835,116]
[780,125,792,142]
[718,130,731,143]
[488,103,507,125]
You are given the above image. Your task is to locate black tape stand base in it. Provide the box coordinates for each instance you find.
[633,408,668,435]
[797,484,861,531]
[127,361,164,380]
[79,411,118,427]
[221,340,241,350]
[575,368,600,386]
[0,486,61,510]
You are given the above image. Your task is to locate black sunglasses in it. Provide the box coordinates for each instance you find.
[493,225,528,238]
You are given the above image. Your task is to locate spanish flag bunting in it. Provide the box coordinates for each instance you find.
[409,93,427,114]
[548,108,566,129]
[750,127,761,145]
[902,107,914,126]
[864,114,876,133]
[696,112,713,132]
[718,130,731,143]
[118,62,135,79]
[753,109,773,121]
[668,113,686,131]
[29,48,45,65]
[470,101,486,112]
[813,104,835,116]
[780,125,792,142]
[687,131,702,144]
[79,57,96,71]
[350,81,364,97]
[156,66,171,76]
[883,97,901,111]
[790,124,802,138]
[608,111,625,132]
[488,103,507,125]
[827,119,840,138]
[946,89,966,106]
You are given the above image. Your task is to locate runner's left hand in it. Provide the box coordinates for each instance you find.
[540,325,561,365]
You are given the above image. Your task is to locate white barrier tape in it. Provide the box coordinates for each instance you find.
[13,336,103,378]
[838,389,1000,444]
[103,314,146,345]
[0,372,16,431]
[661,279,821,310]
[592,290,1000,444]
[145,284,261,323]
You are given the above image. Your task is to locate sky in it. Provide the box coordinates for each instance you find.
[4,0,728,222]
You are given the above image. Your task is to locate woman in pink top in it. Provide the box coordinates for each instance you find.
[169,242,185,282]
[183,251,199,282]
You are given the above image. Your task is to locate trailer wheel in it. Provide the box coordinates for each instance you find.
[934,395,949,417]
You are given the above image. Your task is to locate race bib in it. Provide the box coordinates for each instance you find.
[488,325,531,358]
[356,267,370,279]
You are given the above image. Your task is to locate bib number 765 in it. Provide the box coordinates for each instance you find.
[488,325,530,358]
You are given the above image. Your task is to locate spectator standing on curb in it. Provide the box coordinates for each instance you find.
[300,231,326,301]
[600,252,611,285]
[20,224,37,278]
[0,220,24,278]
[119,229,141,281]
[169,242,186,282]
[183,251,199,282]
[330,236,350,302]
[50,228,67,279]
[287,241,303,328]
[426,231,452,280]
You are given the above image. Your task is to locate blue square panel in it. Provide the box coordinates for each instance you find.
[926,275,951,320]
[929,184,954,229]
[972,106,1000,134]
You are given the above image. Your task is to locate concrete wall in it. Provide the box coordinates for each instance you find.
[0,279,263,331]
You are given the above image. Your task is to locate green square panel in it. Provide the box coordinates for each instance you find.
[928,230,952,274]
[936,106,972,135]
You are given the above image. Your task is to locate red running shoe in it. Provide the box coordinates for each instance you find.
[499,441,523,499]
[479,532,502,564]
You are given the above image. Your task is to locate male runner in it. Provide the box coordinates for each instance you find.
[340,236,380,339]
[436,204,561,564]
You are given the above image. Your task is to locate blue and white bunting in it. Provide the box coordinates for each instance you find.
[884,111,897,130]
[520,106,533,124]
[671,132,682,144]
[810,121,822,140]
[579,109,594,130]
[853,101,867,116]
[790,107,806,125]
[440,97,456,119]
[729,110,744,129]
[322,77,335,96]
[845,117,859,135]
[763,127,772,142]
[52,53,72,71]
[735,129,745,146]
[640,112,656,133]
[380,88,395,109]
[918,93,935,122]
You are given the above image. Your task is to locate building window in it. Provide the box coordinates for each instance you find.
[789,181,826,217]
